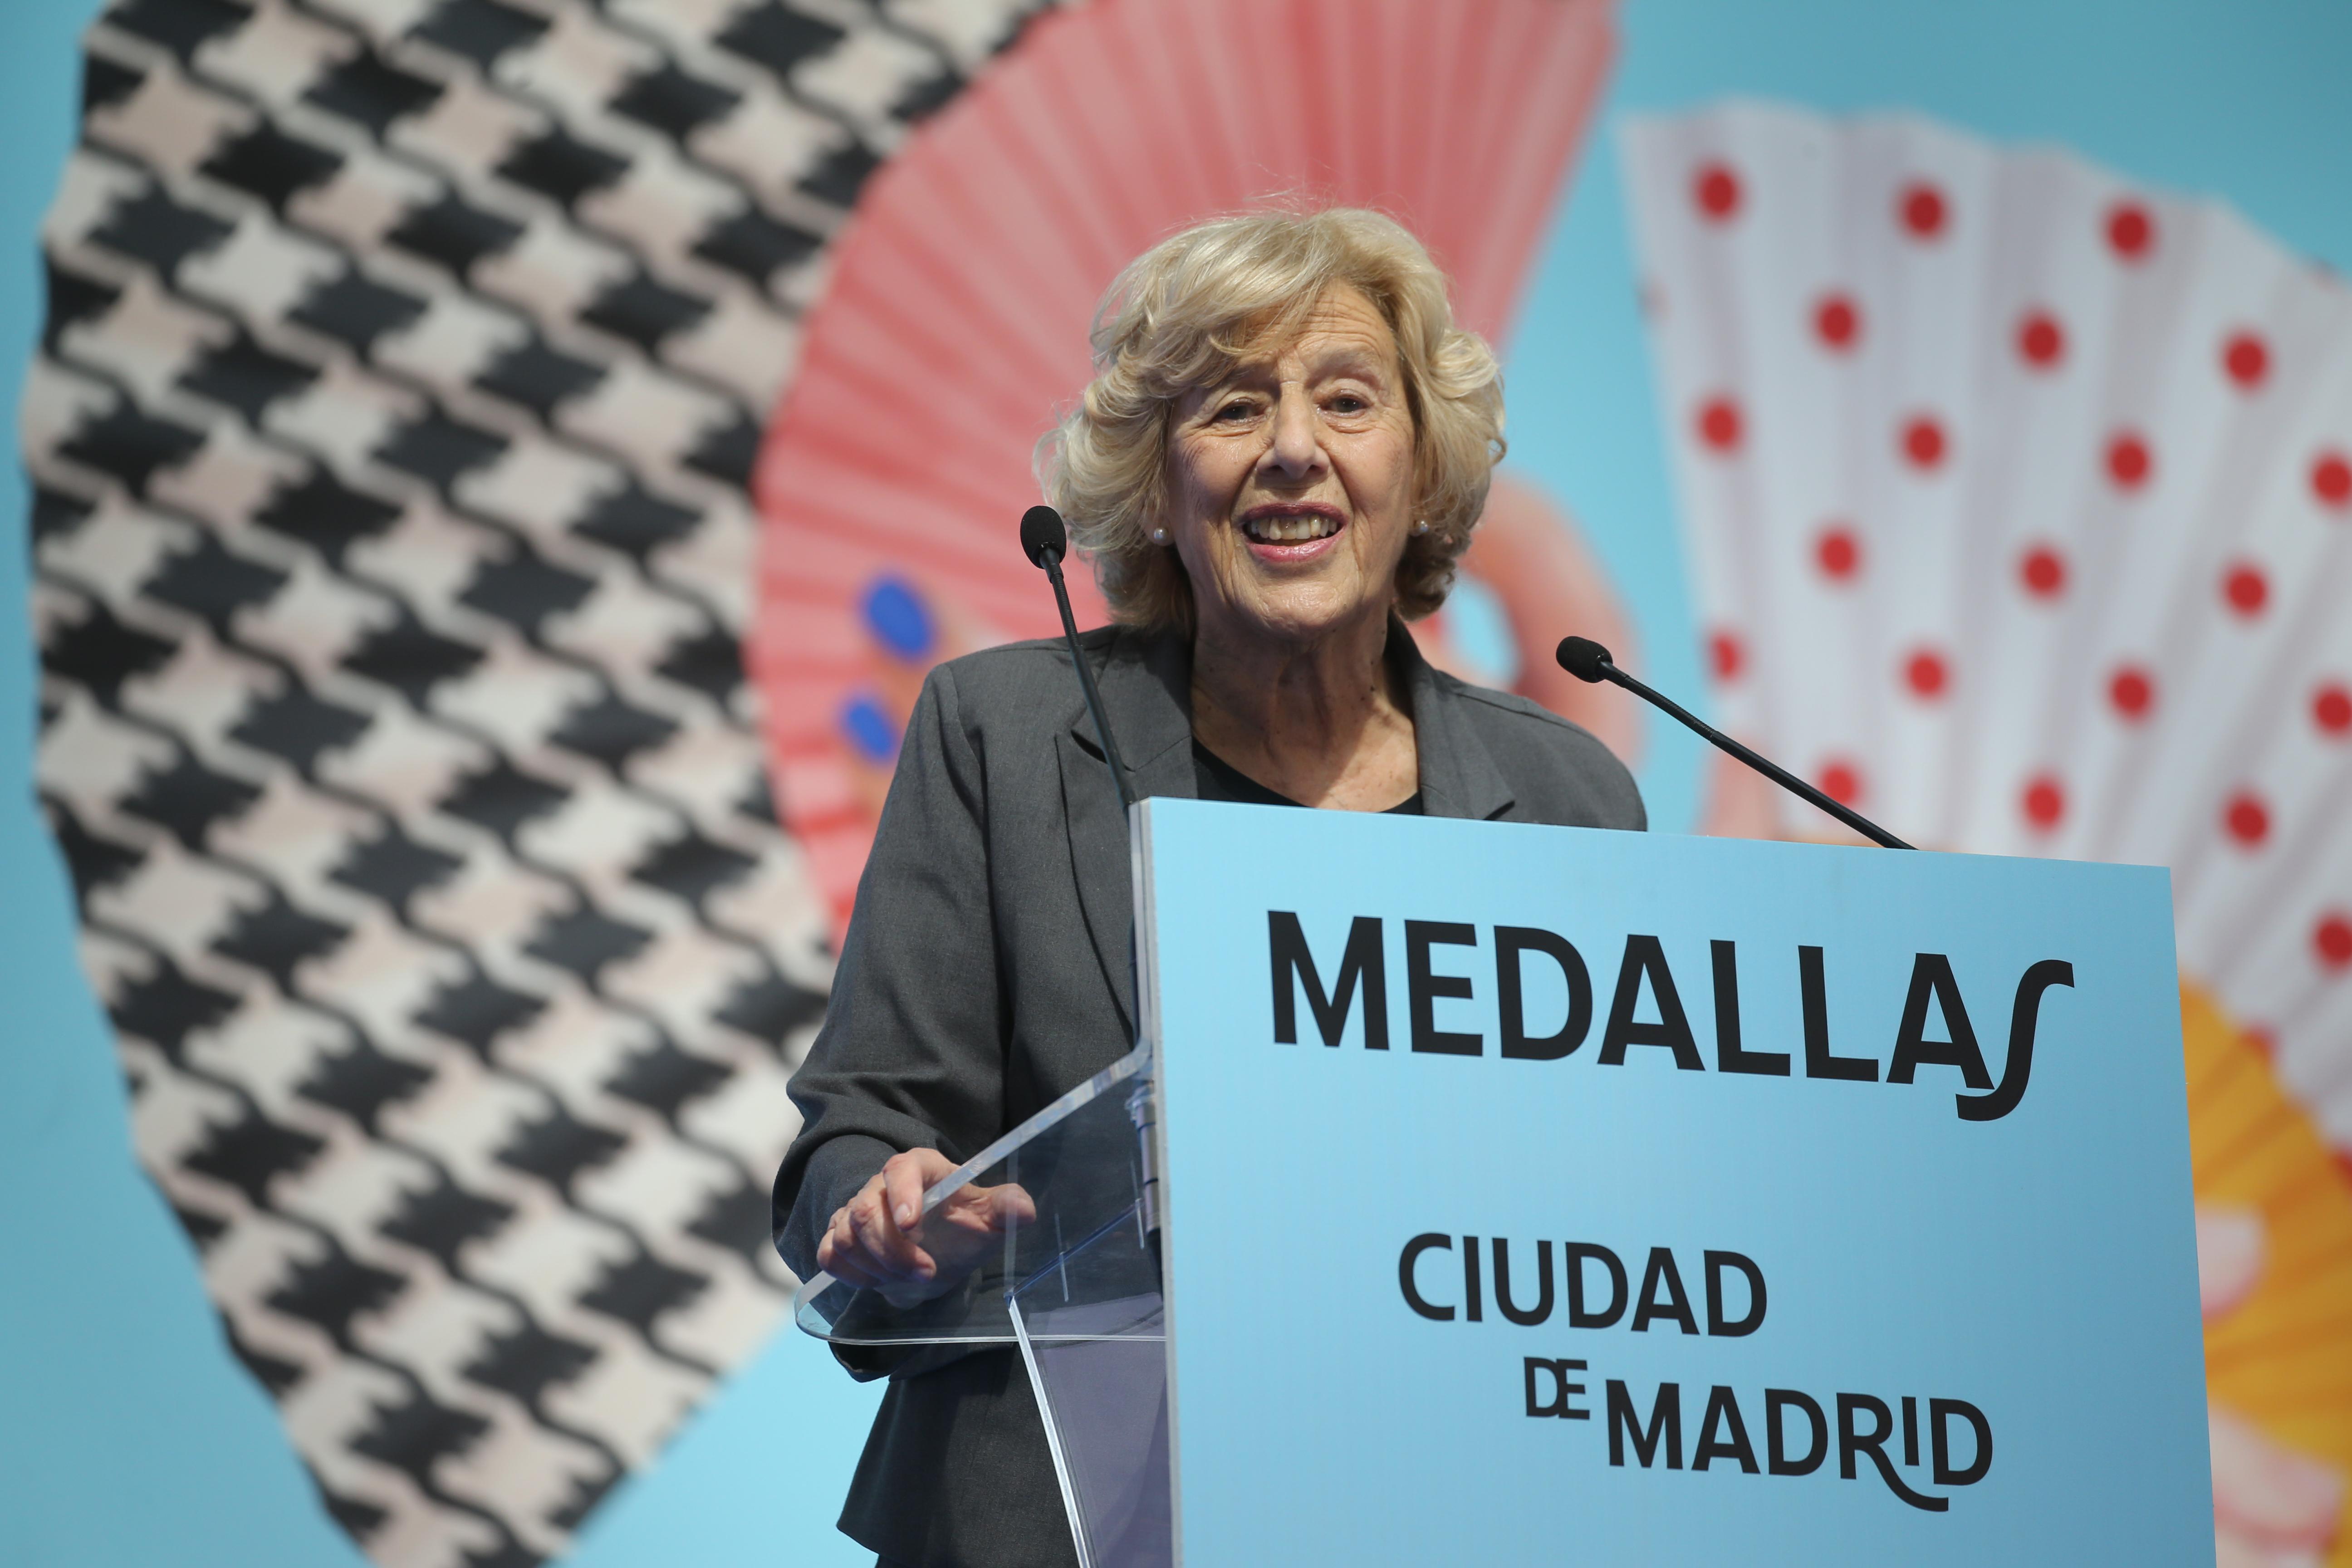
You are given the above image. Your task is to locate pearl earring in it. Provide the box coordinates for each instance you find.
[1150,526,1170,545]
[1411,519,1431,537]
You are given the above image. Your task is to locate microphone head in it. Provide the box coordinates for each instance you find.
[1555,636,1614,683]
[1020,505,1068,568]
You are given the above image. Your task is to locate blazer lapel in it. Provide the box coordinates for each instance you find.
[1393,622,1517,821]
[1060,627,1196,1033]
[1059,622,1511,1032]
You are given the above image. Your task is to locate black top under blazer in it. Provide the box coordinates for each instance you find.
[774,620,1646,1568]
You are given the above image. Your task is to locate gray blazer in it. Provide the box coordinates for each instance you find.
[774,621,1644,1568]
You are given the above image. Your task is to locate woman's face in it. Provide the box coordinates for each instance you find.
[1166,285,1418,649]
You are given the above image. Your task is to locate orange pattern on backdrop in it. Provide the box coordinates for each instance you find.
[2188,985,2352,1563]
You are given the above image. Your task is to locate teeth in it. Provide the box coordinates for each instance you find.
[1244,514,1339,543]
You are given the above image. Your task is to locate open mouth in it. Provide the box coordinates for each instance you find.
[1240,506,1345,545]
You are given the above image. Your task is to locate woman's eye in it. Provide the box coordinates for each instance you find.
[1328,393,1369,414]
[1214,399,1254,421]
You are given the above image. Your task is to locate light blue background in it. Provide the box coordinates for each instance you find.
[1146,799,2204,1564]
[5,0,2347,1563]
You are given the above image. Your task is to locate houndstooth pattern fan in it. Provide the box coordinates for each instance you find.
[23,0,1048,1562]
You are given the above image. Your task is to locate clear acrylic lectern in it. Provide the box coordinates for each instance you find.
[794,1044,1171,1568]
[806,799,2214,1564]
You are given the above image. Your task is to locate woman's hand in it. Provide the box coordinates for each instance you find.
[815,1148,1038,1308]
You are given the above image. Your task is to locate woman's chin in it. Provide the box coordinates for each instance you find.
[1221,582,1386,645]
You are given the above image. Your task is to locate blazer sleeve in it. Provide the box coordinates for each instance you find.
[772,660,1008,1281]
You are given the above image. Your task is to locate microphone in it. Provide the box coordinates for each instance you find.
[1020,505,1135,814]
[1555,636,1915,851]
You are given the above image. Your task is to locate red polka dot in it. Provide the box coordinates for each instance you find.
[2224,791,2270,846]
[1816,526,1861,581]
[2312,682,2352,735]
[1697,397,1742,452]
[2019,545,2067,599]
[2107,201,2155,260]
[2223,332,2270,389]
[2022,774,2065,830]
[2109,665,2155,720]
[2317,912,2352,970]
[1820,761,1862,804]
[2244,1024,2278,1061]
[1904,649,1948,699]
[1695,163,1741,222]
[1901,416,1946,470]
[1709,630,1744,682]
[2017,310,2065,368]
[2223,562,2268,617]
[1814,294,1860,351]
[2312,451,2352,508]
[1900,182,1946,239]
[2106,431,2152,491]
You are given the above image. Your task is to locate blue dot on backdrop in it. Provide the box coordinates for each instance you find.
[3,1,2347,1564]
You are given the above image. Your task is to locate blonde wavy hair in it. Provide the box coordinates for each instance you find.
[1036,206,1505,631]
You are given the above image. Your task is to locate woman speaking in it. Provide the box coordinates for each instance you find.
[774,206,1645,1567]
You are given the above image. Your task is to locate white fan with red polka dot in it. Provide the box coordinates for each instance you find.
[1623,100,2352,1147]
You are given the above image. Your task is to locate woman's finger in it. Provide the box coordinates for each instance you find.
[823,1201,856,1259]
[942,1179,1033,1235]
[824,1250,886,1289]
[884,1155,933,1232]
[820,1209,886,1288]
[823,1206,875,1278]
[989,1182,1039,1228]
[851,1188,935,1278]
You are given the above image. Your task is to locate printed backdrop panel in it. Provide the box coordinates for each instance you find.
[17,1,1616,1561]
[19,0,1048,1561]
[15,4,2350,1565]
[1623,105,2352,1559]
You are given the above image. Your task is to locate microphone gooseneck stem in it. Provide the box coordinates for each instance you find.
[1043,553,1136,816]
[1601,660,1914,851]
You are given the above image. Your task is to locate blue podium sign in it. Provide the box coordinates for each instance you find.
[1138,799,2210,1565]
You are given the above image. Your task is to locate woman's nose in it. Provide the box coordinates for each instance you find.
[1263,389,1325,476]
